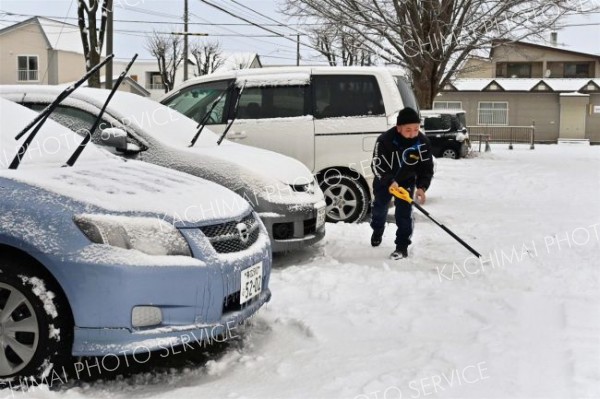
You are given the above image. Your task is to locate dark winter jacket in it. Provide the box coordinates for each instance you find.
[371,127,434,190]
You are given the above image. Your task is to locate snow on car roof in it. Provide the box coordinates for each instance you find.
[236,72,311,88]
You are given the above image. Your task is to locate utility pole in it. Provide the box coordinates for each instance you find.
[183,0,189,81]
[296,34,300,66]
[105,0,113,89]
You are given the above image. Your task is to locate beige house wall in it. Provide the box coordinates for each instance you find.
[436,92,561,142]
[54,51,86,83]
[0,22,50,84]
[493,43,598,63]
[458,58,494,78]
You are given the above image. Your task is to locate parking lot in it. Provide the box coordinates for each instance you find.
[15,144,599,399]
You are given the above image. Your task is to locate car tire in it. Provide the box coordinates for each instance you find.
[319,171,369,223]
[441,148,459,159]
[0,257,72,385]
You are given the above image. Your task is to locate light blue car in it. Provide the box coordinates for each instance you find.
[0,98,271,381]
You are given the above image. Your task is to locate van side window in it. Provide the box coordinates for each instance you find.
[161,80,233,124]
[236,86,308,119]
[312,75,385,119]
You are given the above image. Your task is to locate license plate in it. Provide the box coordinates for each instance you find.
[240,262,263,305]
[316,207,326,228]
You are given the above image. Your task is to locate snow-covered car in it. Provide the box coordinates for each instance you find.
[0,86,326,253]
[0,98,271,381]
[421,109,470,159]
[160,66,420,223]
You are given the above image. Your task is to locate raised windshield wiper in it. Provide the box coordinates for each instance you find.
[9,55,115,170]
[65,54,138,167]
[189,81,235,148]
[217,81,246,146]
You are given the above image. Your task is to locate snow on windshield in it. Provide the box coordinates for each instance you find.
[0,98,108,169]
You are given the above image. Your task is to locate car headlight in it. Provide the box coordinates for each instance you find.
[74,214,192,257]
[290,180,316,195]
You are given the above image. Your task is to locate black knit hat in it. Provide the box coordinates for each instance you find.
[396,107,421,126]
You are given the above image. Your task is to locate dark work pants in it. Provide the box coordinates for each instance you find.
[370,178,414,249]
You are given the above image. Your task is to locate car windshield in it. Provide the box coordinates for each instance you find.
[0,98,107,169]
[393,76,419,112]
[162,80,232,124]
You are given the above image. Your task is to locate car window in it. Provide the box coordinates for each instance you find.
[161,79,232,124]
[456,113,467,129]
[393,76,419,112]
[424,115,452,131]
[24,103,139,146]
[236,85,308,119]
[312,75,385,119]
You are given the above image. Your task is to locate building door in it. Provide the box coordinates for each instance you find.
[559,94,590,140]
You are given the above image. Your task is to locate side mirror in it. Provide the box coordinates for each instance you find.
[99,128,139,152]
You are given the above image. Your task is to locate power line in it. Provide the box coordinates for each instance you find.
[226,0,303,34]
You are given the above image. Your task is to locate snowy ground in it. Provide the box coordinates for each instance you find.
[20,144,600,399]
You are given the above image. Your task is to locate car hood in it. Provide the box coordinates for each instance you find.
[3,160,250,225]
[182,140,314,185]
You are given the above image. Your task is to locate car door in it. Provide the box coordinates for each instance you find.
[162,78,316,172]
[311,74,389,176]
[222,82,316,172]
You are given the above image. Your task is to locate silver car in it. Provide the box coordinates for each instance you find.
[1,86,326,252]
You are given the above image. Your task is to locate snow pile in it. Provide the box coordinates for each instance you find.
[20,144,599,398]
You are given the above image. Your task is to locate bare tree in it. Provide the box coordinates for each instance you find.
[311,25,339,66]
[310,25,374,66]
[190,40,225,76]
[77,0,111,88]
[229,54,256,70]
[146,31,184,93]
[284,0,599,108]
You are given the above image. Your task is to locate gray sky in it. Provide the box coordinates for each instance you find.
[0,0,599,65]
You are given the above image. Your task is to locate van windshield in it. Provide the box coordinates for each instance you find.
[162,80,232,124]
[393,76,419,112]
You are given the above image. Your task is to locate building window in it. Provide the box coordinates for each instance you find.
[496,62,532,78]
[564,63,591,78]
[146,72,163,90]
[17,55,39,81]
[433,101,462,110]
[478,102,508,125]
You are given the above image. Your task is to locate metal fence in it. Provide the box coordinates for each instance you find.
[468,124,536,150]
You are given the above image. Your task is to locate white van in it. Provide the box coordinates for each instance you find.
[160,67,419,223]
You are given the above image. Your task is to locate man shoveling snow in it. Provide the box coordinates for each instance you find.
[370,107,434,260]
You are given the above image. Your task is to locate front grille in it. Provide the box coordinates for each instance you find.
[200,213,260,254]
